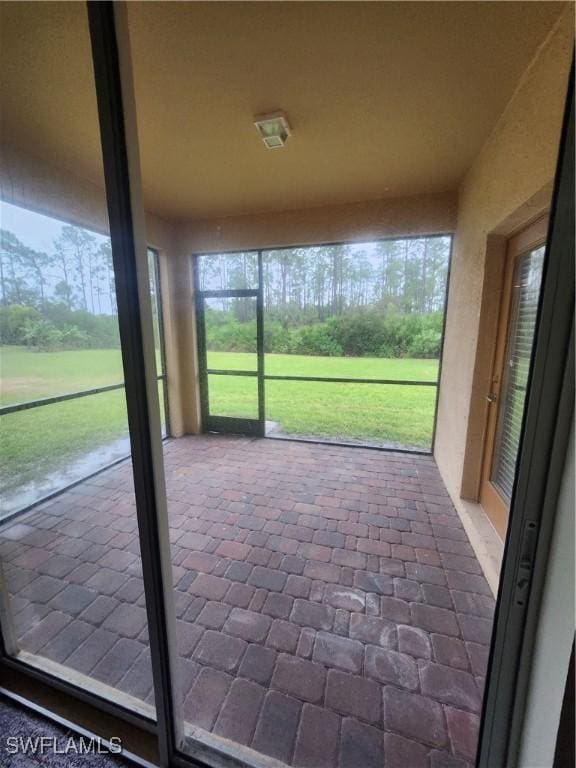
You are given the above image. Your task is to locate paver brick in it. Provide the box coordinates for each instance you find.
[466,641,490,677]
[252,690,301,763]
[354,570,393,595]
[365,646,419,690]
[272,654,326,703]
[267,619,300,653]
[103,603,148,639]
[411,603,460,637]
[432,634,469,671]
[313,631,363,673]
[446,570,493,596]
[224,608,272,642]
[263,591,294,619]
[384,733,429,768]
[193,630,247,671]
[451,590,494,619]
[419,661,482,712]
[291,599,334,631]
[224,561,253,583]
[323,584,366,613]
[91,638,144,686]
[214,678,265,746]
[379,596,411,623]
[303,561,341,583]
[197,601,231,629]
[445,706,481,760]
[397,625,432,659]
[339,718,383,768]
[239,643,277,685]
[183,666,232,730]
[41,620,94,664]
[285,574,311,598]
[248,566,287,592]
[458,614,493,645]
[325,670,381,724]
[296,627,316,659]
[51,584,98,616]
[65,627,119,675]
[293,704,339,768]
[189,574,231,600]
[19,611,71,654]
[383,686,447,748]
[429,751,472,768]
[85,569,128,596]
[349,614,396,649]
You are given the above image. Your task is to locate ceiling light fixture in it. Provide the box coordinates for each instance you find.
[254,111,291,149]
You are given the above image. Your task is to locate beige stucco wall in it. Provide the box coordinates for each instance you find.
[177,191,456,254]
[434,8,573,505]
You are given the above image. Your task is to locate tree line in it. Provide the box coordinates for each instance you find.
[201,238,450,359]
[0,223,160,350]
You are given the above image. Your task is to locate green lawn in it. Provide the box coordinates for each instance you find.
[0,346,438,505]
[0,346,165,501]
[207,352,438,449]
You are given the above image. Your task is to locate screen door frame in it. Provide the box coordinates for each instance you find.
[193,253,265,438]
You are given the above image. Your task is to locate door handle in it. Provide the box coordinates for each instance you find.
[486,393,498,403]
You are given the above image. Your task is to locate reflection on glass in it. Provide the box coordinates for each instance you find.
[0,1,154,716]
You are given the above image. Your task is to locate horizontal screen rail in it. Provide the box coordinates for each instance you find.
[207,369,258,377]
[264,375,437,386]
[198,288,259,299]
[206,369,437,386]
[0,375,166,416]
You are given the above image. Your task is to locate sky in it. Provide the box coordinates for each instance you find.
[0,200,108,253]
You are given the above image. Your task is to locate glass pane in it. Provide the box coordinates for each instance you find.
[208,374,258,420]
[491,246,545,503]
[266,379,436,450]
[197,251,258,291]
[0,2,154,715]
[205,296,257,372]
[0,389,131,518]
[263,239,450,381]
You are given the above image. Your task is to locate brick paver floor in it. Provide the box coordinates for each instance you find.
[0,435,495,767]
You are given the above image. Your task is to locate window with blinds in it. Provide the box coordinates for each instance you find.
[490,245,545,504]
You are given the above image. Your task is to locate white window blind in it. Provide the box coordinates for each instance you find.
[491,246,545,504]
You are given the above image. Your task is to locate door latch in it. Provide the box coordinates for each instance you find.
[514,520,539,606]
[486,393,498,403]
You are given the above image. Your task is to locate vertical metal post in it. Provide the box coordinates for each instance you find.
[193,256,210,431]
[87,3,180,763]
[152,249,171,437]
[431,236,453,454]
[257,250,266,433]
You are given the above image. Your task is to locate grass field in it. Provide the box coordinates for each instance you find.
[1,346,438,504]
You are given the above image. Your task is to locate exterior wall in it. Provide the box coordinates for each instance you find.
[0,142,188,437]
[177,191,456,254]
[434,9,573,507]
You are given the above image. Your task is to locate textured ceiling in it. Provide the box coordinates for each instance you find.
[0,1,566,221]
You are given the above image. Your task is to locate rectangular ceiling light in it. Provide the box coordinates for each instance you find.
[254,111,291,149]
